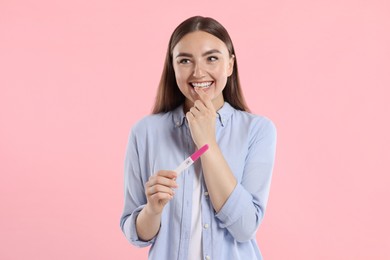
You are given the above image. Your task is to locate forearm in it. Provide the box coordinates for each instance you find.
[200,142,237,213]
[135,205,162,241]
[215,184,263,241]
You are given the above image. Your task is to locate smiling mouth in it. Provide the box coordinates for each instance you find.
[190,81,213,89]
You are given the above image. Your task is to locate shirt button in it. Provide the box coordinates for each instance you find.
[204,191,209,196]
[205,256,210,260]
[204,223,209,229]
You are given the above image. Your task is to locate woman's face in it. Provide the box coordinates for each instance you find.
[172,31,234,111]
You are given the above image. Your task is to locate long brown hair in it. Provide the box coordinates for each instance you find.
[152,16,250,114]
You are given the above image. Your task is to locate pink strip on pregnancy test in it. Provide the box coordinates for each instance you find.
[174,144,209,174]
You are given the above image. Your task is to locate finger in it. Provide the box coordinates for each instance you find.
[194,87,214,109]
[193,100,207,111]
[148,175,178,188]
[186,111,195,123]
[149,192,173,204]
[189,106,201,117]
[148,171,177,186]
[156,170,177,179]
[146,184,176,196]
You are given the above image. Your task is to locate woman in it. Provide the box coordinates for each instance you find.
[120,16,277,260]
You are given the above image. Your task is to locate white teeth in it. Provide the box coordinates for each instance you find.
[191,82,212,88]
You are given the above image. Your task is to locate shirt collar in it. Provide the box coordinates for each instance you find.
[216,102,234,127]
[172,105,186,128]
[172,102,234,128]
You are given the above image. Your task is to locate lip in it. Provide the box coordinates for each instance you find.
[189,81,214,88]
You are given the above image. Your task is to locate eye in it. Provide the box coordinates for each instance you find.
[207,56,218,62]
[179,58,191,64]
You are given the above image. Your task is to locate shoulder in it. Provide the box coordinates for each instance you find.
[230,109,277,145]
[131,112,173,137]
[234,109,276,131]
[239,114,277,154]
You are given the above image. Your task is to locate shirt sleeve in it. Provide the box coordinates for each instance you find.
[215,118,277,242]
[119,128,155,247]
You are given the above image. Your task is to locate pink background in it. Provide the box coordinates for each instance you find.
[1,0,389,259]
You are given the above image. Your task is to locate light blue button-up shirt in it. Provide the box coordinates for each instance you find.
[120,102,277,260]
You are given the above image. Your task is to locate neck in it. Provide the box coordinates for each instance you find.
[183,99,224,113]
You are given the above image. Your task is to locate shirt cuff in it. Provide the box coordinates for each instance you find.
[215,184,252,228]
[123,205,155,247]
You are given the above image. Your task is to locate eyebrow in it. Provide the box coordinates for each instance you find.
[175,49,222,58]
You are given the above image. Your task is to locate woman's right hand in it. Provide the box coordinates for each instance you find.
[136,171,178,241]
[144,170,178,215]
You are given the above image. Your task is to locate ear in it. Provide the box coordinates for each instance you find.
[227,54,235,77]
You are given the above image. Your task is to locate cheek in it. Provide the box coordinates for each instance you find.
[213,66,230,81]
[214,62,230,74]
[174,68,189,84]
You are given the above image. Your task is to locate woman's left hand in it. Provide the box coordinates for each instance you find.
[186,87,217,148]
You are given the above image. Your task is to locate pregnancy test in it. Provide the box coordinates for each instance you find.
[174,144,209,174]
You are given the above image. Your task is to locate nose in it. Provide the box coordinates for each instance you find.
[192,62,205,78]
